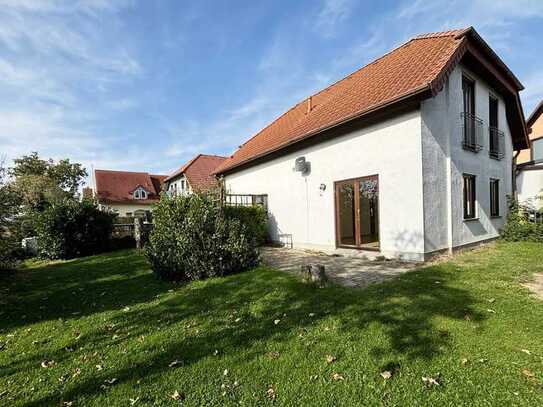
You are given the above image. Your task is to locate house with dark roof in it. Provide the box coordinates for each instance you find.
[214,27,529,261]
[93,169,167,217]
[516,101,543,211]
[164,154,226,195]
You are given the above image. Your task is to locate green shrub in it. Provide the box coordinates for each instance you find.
[224,205,268,245]
[35,199,115,259]
[0,236,20,272]
[145,193,259,281]
[500,198,543,242]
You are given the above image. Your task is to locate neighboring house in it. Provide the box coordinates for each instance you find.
[516,101,543,210]
[165,154,226,195]
[93,169,167,217]
[214,27,528,261]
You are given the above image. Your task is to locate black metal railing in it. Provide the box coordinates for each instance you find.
[224,194,268,209]
[488,126,505,160]
[461,112,483,152]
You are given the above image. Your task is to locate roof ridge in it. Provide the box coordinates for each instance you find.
[95,169,150,175]
[414,27,471,40]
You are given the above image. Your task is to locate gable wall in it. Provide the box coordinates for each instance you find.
[224,110,426,260]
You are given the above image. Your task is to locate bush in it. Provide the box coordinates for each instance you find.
[35,199,115,259]
[145,193,259,281]
[500,198,543,242]
[0,235,20,272]
[224,205,268,245]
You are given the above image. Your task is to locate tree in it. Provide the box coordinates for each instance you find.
[0,158,21,271]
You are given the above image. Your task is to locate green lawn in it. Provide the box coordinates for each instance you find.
[1,243,543,406]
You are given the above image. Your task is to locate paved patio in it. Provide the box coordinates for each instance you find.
[260,246,418,288]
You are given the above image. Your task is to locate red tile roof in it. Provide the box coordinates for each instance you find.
[94,170,167,205]
[165,154,226,192]
[214,27,527,174]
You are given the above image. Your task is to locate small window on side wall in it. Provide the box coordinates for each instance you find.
[490,179,500,217]
[463,174,477,219]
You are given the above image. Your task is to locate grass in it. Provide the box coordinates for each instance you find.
[1,243,543,406]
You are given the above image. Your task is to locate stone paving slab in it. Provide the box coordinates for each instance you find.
[523,273,543,300]
[260,246,418,288]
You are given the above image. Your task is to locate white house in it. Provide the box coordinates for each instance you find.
[516,101,543,212]
[214,27,529,261]
[92,169,167,217]
[165,154,226,195]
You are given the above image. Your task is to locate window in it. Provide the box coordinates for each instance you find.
[533,138,543,161]
[133,187,148,200]
[463,174,477,219]
[490,179,500,217]
[180,179,186,190]
[126,212,133,217]
[462,76,479,151]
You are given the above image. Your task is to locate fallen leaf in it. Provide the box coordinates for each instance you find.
[96,364,103,371]
[123,307,130,312]
[274,319,281,325]
[104,378,118,385]
[62,402,73,407]
[72,368,81,378]
[169,359,183,368]
[223,369,228,376]
[486,309,496,313]
[488,298,496,303]
[521,349,532,355]
[522,369,535,378]
[266,386,276,401]
[170,390,184,401]
[380,371,392,380]
[325,355,337,364]
[129,397,140,405]
[464,314,471,321]
[461,358,469,366]
[267,351,280,359]
[332,373,345,381]
[234,317,241,323]
[41,360,55,368]
[308,313,315,317]
[213,349,219,356]
[422,375,441,387]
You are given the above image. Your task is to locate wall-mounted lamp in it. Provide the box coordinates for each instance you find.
[319,183,326,192]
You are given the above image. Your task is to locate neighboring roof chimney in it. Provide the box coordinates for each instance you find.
[306,96,313,114]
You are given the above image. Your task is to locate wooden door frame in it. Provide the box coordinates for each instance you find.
[334,174,380,250]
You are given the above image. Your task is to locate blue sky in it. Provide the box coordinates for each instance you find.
[1,0,542,181]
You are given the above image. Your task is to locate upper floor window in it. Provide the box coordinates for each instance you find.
[533,138,543,162]
[133,187,148,200]
[462,76,482,151]
[180,179,186,190]
[488,95,504,160]
[463,174,477,220]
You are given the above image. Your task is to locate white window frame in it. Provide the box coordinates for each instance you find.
[133,187,148,200]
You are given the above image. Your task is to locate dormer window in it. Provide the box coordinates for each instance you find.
[133,187,148,200]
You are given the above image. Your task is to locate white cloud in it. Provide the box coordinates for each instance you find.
[314,0,355,38]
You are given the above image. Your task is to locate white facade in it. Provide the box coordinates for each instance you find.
[224,64,514,261]
[166,175,191,196]
[99,203,155,217]
[517,169,543,210]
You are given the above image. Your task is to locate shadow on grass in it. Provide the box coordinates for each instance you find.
[1,250,485,405]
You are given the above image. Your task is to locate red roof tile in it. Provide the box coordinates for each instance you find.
[165,154,226,192]
[214,27,527,174]
[94,170,167,205]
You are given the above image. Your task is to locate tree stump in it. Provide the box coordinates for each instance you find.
[300,264,327,287]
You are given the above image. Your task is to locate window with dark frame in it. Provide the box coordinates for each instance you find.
[490,179,500,217]
[462,76,477,150]
[463,174,476,219]
[489,95,499,157]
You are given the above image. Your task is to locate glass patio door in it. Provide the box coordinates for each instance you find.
[335,175,379,250]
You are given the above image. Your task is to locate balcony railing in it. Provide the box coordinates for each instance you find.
[488,126,505,160]
[461,112,484,152]
[224,194,268,209]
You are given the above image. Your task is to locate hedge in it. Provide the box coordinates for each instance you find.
[500,198,543,242]
[145,193,260,281]
[35,199,115,259]
[224,205,268,245]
